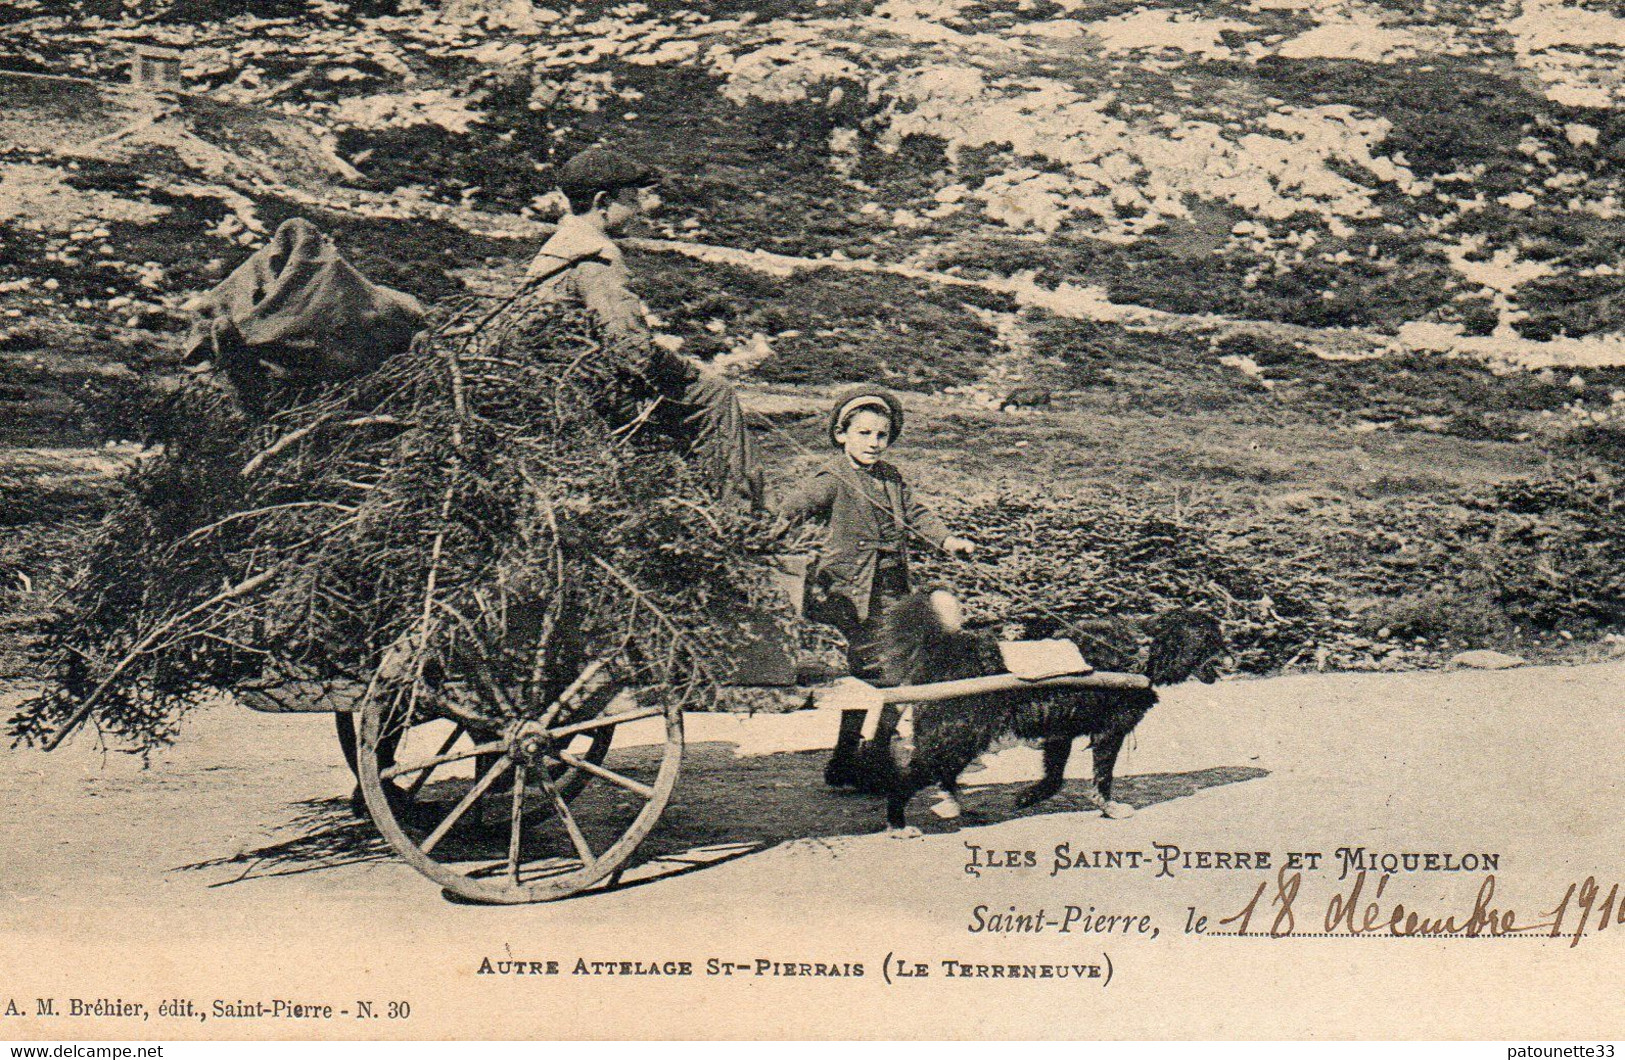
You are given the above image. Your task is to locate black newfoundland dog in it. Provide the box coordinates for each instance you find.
[863,590,1226,830]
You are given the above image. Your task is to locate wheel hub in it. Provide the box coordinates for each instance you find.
[509,720,551,765]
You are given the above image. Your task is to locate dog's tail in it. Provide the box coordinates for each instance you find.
[1142,608,1226,686]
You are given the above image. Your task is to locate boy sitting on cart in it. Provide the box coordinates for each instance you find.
[525,146,765,509]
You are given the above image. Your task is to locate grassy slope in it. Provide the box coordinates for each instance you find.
[0,0,1620,676]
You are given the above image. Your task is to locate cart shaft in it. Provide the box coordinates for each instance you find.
[879,670,1149,704]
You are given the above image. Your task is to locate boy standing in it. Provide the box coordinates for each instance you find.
[775,385,974,786]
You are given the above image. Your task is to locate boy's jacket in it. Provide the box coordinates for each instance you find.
[776,454,950,622]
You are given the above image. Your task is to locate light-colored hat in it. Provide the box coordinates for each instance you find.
[827,385,904,448]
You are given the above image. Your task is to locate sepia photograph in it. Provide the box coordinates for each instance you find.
[0,0,1620,1042]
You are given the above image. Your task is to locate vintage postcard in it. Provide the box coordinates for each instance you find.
[0,0,1621,1043]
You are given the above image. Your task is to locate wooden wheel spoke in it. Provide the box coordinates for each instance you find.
[536,660,610,731]
[380,737,504,782]
[535,766,595,867]
[421,754,512,855]
[554,750,653,800]
[404,724,466,799]
[507,763,527,885]
[548,703,663,740]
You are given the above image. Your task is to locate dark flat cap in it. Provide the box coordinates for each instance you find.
[556,146,658,199]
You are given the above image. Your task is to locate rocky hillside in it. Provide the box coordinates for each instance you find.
[0,0,1621,674]
[5,0,1625,358]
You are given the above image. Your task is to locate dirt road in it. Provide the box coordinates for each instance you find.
[1,661,1620,1039]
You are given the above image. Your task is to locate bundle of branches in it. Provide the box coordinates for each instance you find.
[10,297,782,752]
[917,469,1624,675]
[913,491,1330,674]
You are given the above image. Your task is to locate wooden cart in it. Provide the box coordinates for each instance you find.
[239,571,1149,905]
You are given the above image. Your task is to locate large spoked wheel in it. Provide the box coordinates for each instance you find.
[356,675,683,904]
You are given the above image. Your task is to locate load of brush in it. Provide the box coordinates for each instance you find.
[9,294,783,752]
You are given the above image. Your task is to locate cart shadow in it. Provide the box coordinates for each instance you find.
[605,742,1268,893]
[174,743,1267,894]
[176,795,394,884]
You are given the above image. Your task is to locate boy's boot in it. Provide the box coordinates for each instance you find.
[824,709,867,787]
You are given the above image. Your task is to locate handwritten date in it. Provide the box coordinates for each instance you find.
[1206,869,1623,946]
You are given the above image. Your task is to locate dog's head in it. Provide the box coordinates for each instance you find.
[884,589,963,643]
[1142,609,1227,686]
[882,588,982,684]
